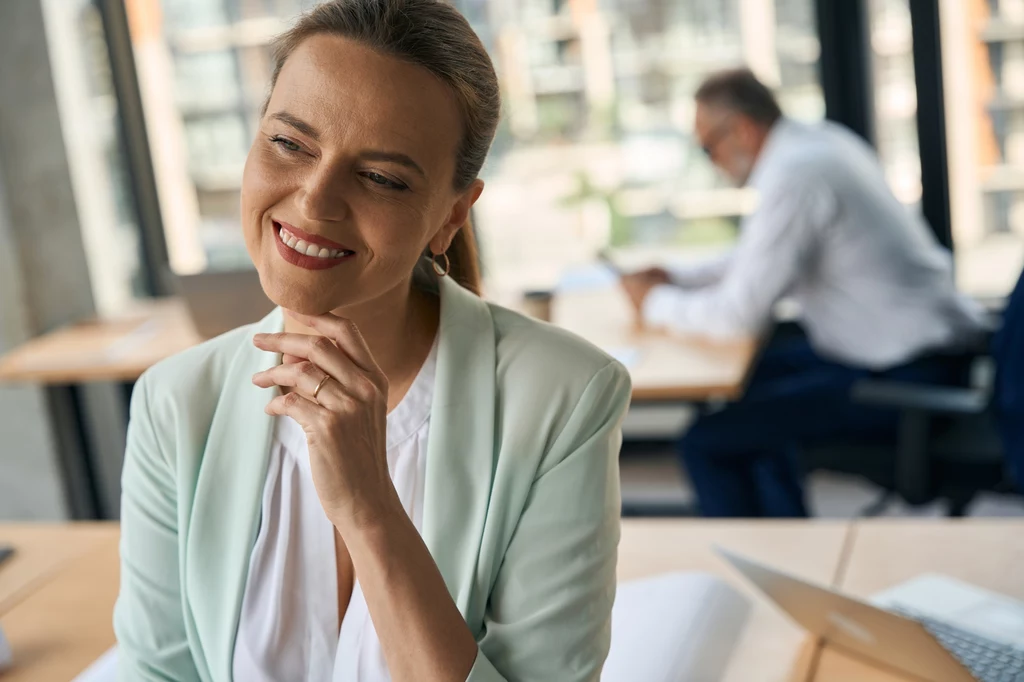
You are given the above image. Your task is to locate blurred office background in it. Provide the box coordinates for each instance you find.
[2,0,1024,519]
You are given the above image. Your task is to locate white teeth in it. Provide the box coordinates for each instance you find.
[279,226,349,258]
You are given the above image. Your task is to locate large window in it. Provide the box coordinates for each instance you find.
[42,0,144,316]
[126,0,822,297]
[942,0,1024,296]
[463,0,824,297]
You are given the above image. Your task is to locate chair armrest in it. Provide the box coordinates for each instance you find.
[851,379,989,415]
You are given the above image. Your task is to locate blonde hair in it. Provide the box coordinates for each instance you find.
[264,0,501,295]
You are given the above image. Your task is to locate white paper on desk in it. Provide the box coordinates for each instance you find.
[558,264,619,292]
[604,346,641,369]
[72,645,117,682]
[602,572,751,682]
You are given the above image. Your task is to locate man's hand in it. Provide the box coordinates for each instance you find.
[620,267,671,318]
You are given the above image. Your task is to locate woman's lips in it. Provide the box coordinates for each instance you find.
[274,220,351,251]
[273,222,355,271]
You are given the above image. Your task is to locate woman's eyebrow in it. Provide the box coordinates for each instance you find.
[359,151,427,180]
[269,111,320,141]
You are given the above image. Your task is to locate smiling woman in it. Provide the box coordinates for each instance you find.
[113,1,631,681]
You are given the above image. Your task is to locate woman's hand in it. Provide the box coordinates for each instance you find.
[251,313,402,532]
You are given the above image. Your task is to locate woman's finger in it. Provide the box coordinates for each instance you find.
[252,361,329,399]
[286,312,380,376]
[254,332,383,396]
[264,389,322,423]
[253,332,331,360]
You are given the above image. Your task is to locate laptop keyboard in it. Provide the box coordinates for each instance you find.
[891,606,1024,682]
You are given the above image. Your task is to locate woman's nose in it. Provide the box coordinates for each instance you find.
[296,166,350,223]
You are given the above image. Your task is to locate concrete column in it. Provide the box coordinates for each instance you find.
[0,0,126,519]
[0,168,68,519]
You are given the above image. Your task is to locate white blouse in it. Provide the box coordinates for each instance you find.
[232,339,437,682]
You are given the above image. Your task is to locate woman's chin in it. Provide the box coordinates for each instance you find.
[259,278,344,316]
[272,293,340,316]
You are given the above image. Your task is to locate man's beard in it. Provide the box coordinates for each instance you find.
[728,153,755,186]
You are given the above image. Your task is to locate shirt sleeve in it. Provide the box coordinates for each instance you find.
[114,373,201,682]
[642,178,836,338]
[466,361,632,682]
[664,250,734,289]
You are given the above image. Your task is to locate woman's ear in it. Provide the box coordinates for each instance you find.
[430,179,484,254]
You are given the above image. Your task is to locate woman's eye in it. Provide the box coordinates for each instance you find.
[364,172,408,191]
[269,136,301,153]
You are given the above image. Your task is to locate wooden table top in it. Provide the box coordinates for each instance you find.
[0,299,202,384]
[812,519,1024,681]
[554,286,759,401]
[5,519,1021,681]
[0,531,119,682]
[0,524,118,618]
[0,289,760,401]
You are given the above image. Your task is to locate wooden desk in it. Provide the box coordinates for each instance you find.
[812,520,1024,680]
[0,532,119,682]
[0,524,117,617]
[0,290,760,402]
[618,519,851,682]
[0,299,201,385]
[11,520,1019,681]
[554,286,759,401]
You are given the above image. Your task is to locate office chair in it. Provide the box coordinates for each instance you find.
[847,267,1024,516]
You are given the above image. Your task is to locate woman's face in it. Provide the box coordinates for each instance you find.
[241,35,482,315]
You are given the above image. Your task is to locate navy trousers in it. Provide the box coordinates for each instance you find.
[679,332,959,517]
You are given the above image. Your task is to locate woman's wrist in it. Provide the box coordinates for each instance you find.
[329,483,407,539]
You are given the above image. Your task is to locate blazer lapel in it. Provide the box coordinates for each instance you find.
[185,307,284,682]
[422,277,497,627]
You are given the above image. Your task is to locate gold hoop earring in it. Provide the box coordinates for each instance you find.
[432,252,451,277]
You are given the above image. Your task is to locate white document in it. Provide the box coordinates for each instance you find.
[603,572,751,682]
[72,645,117,682]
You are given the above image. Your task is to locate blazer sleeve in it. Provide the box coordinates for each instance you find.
[114,372,201,681]
[468,361,631,682]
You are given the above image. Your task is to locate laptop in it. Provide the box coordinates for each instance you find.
[716,546,1024,682]
[175,269,277,339]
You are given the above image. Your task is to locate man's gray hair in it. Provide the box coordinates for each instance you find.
[695,68,782,126]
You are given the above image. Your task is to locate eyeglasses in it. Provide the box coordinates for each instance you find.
[699,117,735,158]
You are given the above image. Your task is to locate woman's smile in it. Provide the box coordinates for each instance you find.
[273,219,356,271]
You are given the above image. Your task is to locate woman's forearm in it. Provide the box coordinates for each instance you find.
[339,500,479,682]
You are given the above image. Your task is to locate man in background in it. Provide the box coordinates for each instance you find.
[621,68,987,518]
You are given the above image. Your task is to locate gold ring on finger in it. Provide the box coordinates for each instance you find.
[312,373,333,406]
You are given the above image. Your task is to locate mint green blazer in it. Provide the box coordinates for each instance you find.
[114,276,631,682]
